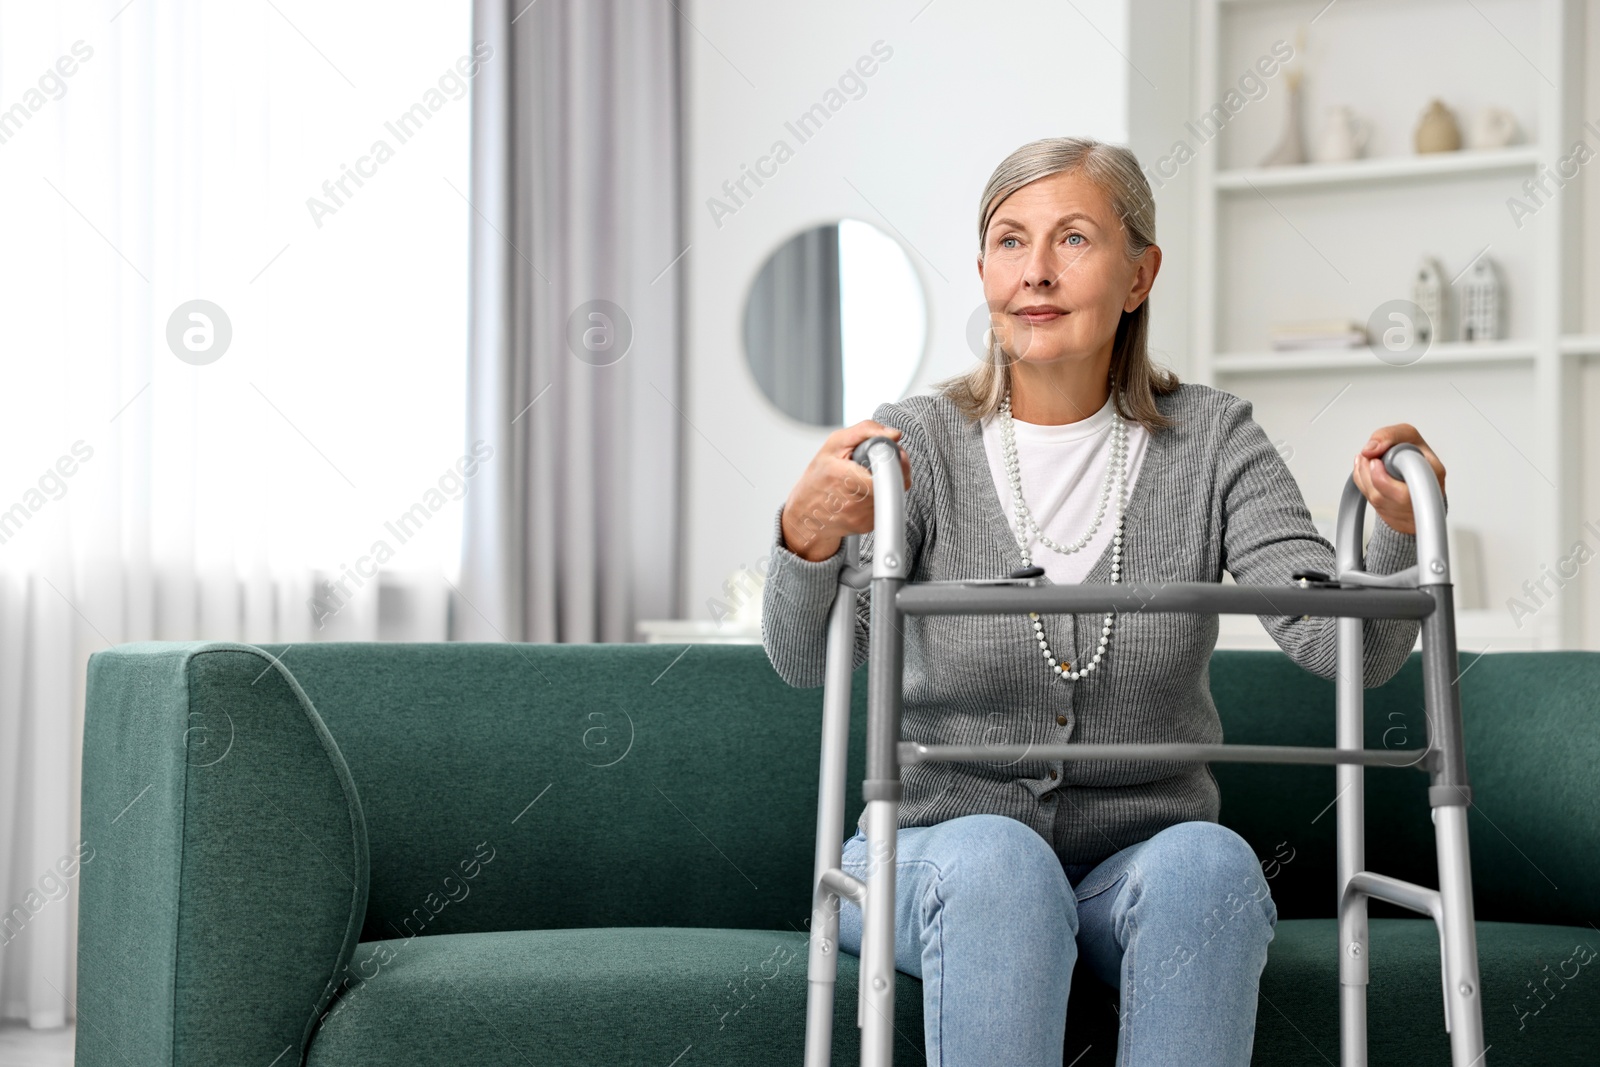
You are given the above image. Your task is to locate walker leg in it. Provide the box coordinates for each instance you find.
[860,799,898,1065]
[803,579,863,1067]
[1419,586,1487,1065]
[1335,616,1369,1067]
[859,573,906,1067]
[1435,802,1485,1061]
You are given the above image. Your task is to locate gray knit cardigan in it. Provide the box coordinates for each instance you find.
[760,382,1420,869]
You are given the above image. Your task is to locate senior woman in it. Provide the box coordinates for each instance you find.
[761,136,1446,1066]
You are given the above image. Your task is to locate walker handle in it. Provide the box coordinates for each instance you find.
[1382,442,1425,481]
[1337,441,1449,584]
[851,435,899,468]
[849,435,909,579]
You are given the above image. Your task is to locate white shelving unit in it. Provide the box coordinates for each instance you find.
[1192,0,1587,650]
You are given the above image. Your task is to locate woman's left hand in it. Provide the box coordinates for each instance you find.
[1352,424,1447,536]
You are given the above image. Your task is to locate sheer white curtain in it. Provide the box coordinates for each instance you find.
[0,0,472,1026]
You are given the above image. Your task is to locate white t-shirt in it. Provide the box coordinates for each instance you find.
[979,394,1150,586]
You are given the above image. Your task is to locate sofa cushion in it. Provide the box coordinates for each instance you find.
[303,927,926,1066]
[1210,650,1600,927]
[304,919,1600,1066]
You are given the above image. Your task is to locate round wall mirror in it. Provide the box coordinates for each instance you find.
[742,218,927,427]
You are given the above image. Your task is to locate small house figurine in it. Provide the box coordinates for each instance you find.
[1459,257,1501,342]
[1413,257,1447,343]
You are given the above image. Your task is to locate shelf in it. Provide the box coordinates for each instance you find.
[1213,340,1538,374]
[1214,146,1541,194]
[1559,335,1600,356]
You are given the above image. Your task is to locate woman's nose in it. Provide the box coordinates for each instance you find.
[1024,247,1058,288]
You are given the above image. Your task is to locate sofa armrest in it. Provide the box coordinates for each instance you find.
[77,642,369,1067]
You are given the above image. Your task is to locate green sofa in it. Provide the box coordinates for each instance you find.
[76,641,1599,1066]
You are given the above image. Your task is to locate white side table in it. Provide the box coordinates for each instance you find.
[635,620,761,644]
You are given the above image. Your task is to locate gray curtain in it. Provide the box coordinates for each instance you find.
[456,0,683,643]
[743,224,844,426]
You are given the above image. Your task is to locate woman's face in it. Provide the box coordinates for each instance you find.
[976,169,1158,369]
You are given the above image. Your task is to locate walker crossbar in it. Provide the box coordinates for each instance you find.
[800,439,1486,1067]
[899,741,1432,770]
[893,581,1436,619]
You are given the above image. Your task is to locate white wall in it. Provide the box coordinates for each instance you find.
[678,0,1132,624]
[1576,0,1600,648]
[1128,0,1196,382]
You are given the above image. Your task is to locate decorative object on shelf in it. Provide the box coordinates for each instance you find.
[1314,105,1371,163]
[1413,257,1447,344]
[1268,318,1367,351]
[1414,99,1462,153]
[1467,106,1519,150]
[1459,257,1501,341]
[1260,66,1307,166]
[1255,26,1308,167]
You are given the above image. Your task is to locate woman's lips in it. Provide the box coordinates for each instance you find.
[1015,310,1066,324]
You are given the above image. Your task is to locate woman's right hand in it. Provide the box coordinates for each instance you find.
[779,420,912,562]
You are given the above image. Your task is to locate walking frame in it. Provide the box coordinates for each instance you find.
[801,437,1485,1066]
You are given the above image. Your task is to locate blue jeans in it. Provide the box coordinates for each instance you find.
[836,813,1277,1066]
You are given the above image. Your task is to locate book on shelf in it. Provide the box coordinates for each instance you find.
[1267,318,1368,351]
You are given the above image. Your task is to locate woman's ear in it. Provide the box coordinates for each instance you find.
[975,253,984,283]
[1123,243,1162,313]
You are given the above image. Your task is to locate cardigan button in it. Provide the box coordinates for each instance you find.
[1048,770,1058,781]
[1056,715,1068,726]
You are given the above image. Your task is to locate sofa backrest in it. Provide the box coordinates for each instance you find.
[1209,649,1600,924]
[256,641,871,941]
[263,642,1598,936]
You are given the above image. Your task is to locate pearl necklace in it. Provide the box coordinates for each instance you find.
[999,389,1127,682]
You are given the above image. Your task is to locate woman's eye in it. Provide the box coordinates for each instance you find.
[1000,236,1019,249]
[1065,233,1085,246]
